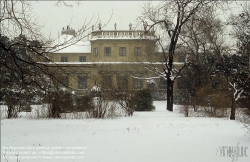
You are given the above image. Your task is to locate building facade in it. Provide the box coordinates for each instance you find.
[46,26,184,97]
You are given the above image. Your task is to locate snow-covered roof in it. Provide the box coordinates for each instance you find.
[51,34,91,54]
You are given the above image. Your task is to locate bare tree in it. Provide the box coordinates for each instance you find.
[0,0,103,118]
[180,1,249,120]
[138,0,228,111]
[176,5,232,116]
[224,2,250,120]
[0,0,96,86]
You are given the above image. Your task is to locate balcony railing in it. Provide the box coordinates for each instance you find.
[91,30,155,39]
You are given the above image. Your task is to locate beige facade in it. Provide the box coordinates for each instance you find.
[47,27,184,96]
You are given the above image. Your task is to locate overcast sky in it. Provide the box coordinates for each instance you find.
[29,1,246,40]
[31,1,149,39]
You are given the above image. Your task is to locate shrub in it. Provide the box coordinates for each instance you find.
[26,104,49,119]
[87,97,108,118]
[45,89,74,118]
[112,91,135,116]
[4,92,29,118]
[130,89,155,111]
[20,105,32,112]
[75,95,94,112]
[86,97,120,119]
[146,79,160,100]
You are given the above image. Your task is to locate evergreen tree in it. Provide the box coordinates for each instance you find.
[131,89,155,111]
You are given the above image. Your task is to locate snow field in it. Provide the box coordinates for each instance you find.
[1,101,250,162]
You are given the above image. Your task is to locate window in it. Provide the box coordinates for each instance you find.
[134,47,141,56]
[177,74,186,89]
[118,76,127,89]
[102,75,113,90]
[160,56,166,62]
[159,78,167,89]
[178,55,185,62]
[79,56,86,62]
[61,76,69,87]
[134,79,142,90]
[78,76,87,89]
[147,46,154,56]
[104,47,111,56]
[119,47,126,56]
[93,47,98,56]
[61,56,68,62]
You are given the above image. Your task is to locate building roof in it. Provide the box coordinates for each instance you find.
[52,34,91,54]
[50,28,157,54]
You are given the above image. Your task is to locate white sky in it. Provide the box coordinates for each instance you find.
[31,1,148,39]
[28,1,247,41]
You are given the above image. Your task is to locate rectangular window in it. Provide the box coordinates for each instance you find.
[134,79,142,90]
[159,78,167,89]
[93,47,98,56]
[160,56,166,62]
[104,47,111,56]
[119,47,126,56]
[178,55,185,62]
[147,47,153,56]
[78,76,87,89]
[79,56,86,62]
[118,76,127,89]
[102,75,113,90]
[61,76,69,87]
[134,47,141,56]
[177,74,186,89]
[61,56,68,62]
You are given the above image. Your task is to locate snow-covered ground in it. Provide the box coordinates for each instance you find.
[1,101,249,162]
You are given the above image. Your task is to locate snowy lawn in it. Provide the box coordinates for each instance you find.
[1,101,249,162]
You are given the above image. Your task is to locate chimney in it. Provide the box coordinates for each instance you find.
[61,25,76,36]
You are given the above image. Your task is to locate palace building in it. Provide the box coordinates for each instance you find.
[45,25,184,98]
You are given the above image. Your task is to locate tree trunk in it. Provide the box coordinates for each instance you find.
[7,105,13,119]
[166,46,174,111]
[230,94,236,120]
[166,79,174,111]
